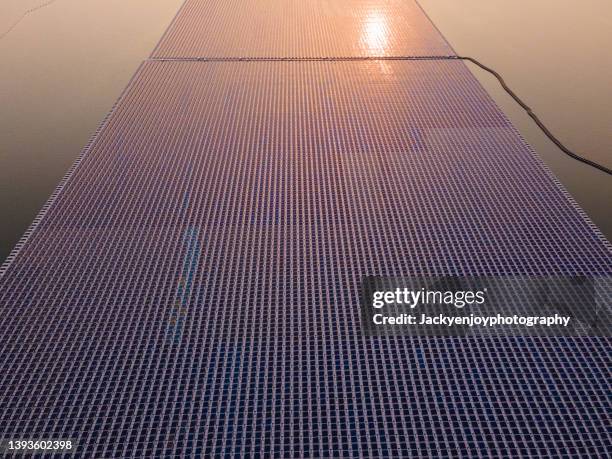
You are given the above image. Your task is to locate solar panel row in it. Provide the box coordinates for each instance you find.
[0,1,610,457]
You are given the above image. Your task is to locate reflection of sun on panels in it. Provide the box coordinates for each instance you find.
[362,11,389,55]
[1,0,611,456]
[152,0,455,58]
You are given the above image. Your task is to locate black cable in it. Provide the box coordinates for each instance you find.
[0,0,59,41]
[3,3,608,175]
[454,56,611,176]
[152,54,611,176]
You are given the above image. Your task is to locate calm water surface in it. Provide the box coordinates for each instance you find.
[1,0,610,262]
[420,0,612,240]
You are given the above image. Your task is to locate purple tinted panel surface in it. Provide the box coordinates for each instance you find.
[151,0,455,58]
[0,61,610,457]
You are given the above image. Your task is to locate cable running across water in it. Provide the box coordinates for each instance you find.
[0,0,59,40]
[149,54,611,176]
[455,56,611,176]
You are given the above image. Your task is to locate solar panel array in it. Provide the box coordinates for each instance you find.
[151,0,455,59]
[1,0,610,457]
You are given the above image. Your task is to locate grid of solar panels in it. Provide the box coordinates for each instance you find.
[151,0,456,58]
[1,1,611,458]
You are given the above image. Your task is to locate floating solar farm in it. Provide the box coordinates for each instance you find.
[1,1,610,457]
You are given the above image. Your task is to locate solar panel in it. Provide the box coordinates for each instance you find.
[151,0,455,58]
[1,59,610,457]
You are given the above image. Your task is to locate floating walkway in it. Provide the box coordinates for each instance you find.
[1,1,610,457]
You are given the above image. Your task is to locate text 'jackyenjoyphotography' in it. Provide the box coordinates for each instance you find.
[360,276,611,337]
